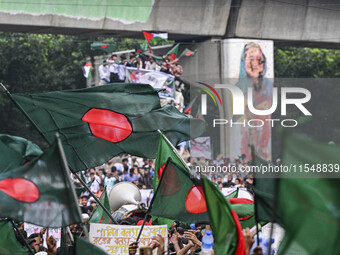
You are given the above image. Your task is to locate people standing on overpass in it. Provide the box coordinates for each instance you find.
[98,61,110,85]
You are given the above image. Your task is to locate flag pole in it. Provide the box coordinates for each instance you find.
[156,129,196,176]
[251,146,261,247]
[56,134,89,238]
[135,157,172,242]
[73,173,119,225]
[9,219,35,255]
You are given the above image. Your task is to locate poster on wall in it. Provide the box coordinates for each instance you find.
[223,39,274,161]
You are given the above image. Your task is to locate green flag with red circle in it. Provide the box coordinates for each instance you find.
[0,142,82,227]
[179,48,197,58]
[150,158,209,224]
[11,84,206,172]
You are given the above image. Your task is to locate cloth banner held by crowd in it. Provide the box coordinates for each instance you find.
[126,67,175,100]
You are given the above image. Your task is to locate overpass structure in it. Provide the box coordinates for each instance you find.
[1,0,338,159]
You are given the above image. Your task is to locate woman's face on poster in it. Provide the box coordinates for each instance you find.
[245,46,264,78]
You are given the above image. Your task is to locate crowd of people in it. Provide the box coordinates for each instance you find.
[98,49,183,86]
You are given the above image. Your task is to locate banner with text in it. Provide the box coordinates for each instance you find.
[89,223,167,255]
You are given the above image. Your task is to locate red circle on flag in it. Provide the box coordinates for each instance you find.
[185,185,207,214]
[82,108,132,143]
[101,45,108,49]
[0,178,39,202]
[186,52,193,56]
[158,164,166,181]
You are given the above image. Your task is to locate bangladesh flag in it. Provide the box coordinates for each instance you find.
[11,84,206,171]
[0,134,42,173]
[90,41,116,53]
[88,187,112,224]
[0,220,29,255]
[154,134,185,190]
[229,198,256,229]
[166,43,180,61]
[179,49,197,58]
[75,236,109,255]
[150,159,209,224]
[82,63,93,79]
[0,142,82,227]
[152,133,187,227]
[202,177,245,255]
[142,31,168,43]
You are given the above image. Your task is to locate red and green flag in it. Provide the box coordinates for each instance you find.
[0,220,29,255]
[202,177,246,255]
[75,236,109,255]
[134,40,145,54]
[179,49,197,58]
[229,198,256,229]
[82,63,93,79]
[150,159,209,224]
[0,142,82,227]
[152,133,187,227]
[88,187,112,224]
[11,84,206,171]
[0,134,42,173]
[166,43,180,61]
[90,41,116,53]
[154,134,185,190]
[142,31,168,44]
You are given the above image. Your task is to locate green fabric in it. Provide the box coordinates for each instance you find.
[88,187,112,224]
[253,153,278,223]
[0,134,42,173]
[138,51,164,65]
[276,133,340,255]
[75,236,109,255]
[12,84,206,171]
[0,142,82,227]
[231,202,256,229]
[225,188,239,199]
[154,134,184,190]
[202,177,238,255]
[179,49,197,58]
[90,41,116,53]
[166,43,180,59]
[150,159,209,224]
[152,134,188,227]
[0,221,28,255]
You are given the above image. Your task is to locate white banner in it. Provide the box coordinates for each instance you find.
[89,223,167,255]
[24,223,61,248]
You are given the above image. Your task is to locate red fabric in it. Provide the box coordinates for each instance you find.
[228,198,254,205]
[158,164,166,181]
[82,108,132,143]
[142,31,154,43]
[101,45,108,49]
[184,105,192,114]
[0,178,39,202]
[185,185,207,214]
[137,219,152,225]
[231,209,246,255]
